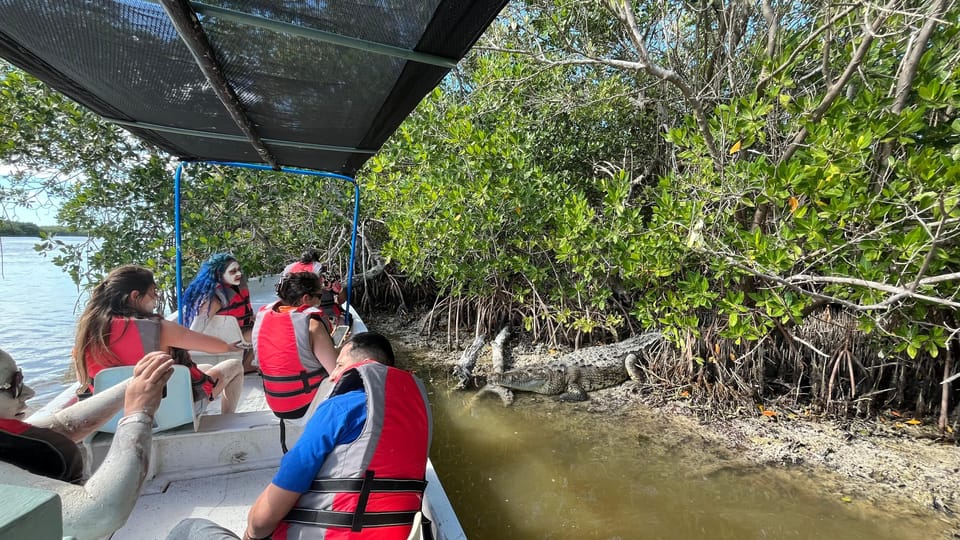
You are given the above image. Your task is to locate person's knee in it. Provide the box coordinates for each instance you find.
[209,359,242,379]
[223,358,243,377]
[166,517,239,540]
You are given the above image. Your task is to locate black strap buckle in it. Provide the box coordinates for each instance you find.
[351,469,375,532]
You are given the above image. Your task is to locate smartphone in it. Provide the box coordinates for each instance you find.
[331,325,350,347]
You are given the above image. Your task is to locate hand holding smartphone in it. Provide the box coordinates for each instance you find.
[331,325,350,347]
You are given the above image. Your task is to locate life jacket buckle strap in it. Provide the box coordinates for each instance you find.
[260,368,325,382]
[283,509,419,529]
[308,477,428,493]
[262,381,324,398]
[352,469,375,532]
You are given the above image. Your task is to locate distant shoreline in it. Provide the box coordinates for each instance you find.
[0,219,87,236]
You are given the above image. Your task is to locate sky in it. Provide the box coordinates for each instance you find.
[1,168,62,226]
[7,203,59,226]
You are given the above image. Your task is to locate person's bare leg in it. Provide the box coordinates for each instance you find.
[241,328,256,373]
[200,359,243,414]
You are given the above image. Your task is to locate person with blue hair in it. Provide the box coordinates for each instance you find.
[182,253,256,373]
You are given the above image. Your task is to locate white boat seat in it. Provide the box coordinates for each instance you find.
[93,365,204,433]
[188,314,248,366]
[406,511,424,540]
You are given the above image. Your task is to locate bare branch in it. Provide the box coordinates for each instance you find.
[756,4,858,93]
[786,273,960,310]
[782,2,892,162]
[760,0,778,59]
[604,0,722,165]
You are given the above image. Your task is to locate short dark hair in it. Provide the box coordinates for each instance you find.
[345,331,395,367]
[276,272,323,305]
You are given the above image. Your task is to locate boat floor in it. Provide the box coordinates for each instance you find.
[106,376,278,539]
[117,468,271,539]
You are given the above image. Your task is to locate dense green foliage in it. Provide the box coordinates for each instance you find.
[0,219,39,236]
[1,1,958,423]
[364,0,960,421]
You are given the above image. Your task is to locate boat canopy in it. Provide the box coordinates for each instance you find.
[0,0,508,175]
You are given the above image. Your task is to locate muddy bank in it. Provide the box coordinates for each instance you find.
[369,313,960,537]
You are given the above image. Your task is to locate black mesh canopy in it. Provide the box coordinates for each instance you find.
[0,0,507,175]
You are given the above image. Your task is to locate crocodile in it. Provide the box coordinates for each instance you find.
[479,331,663,403]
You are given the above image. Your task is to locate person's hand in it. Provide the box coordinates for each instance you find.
[124,352,175,417]
[230,340,253,351]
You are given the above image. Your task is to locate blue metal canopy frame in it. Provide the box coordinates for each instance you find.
[173,161,360,326]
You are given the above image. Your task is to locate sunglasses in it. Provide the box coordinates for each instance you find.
[0,368,24,399]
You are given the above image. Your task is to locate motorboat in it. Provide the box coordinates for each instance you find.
[30,279,465,539]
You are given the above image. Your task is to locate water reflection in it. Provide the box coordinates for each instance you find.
[415,364,942,540]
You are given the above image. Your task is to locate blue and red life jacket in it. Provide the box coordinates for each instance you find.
[273,360,432,540]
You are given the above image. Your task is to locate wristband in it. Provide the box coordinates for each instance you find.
[117,411,154,427]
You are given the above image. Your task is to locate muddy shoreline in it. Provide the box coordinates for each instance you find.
[369,313,960,537]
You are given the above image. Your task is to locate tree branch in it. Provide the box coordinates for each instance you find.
[604,0,722,165]
[756,4,858,93]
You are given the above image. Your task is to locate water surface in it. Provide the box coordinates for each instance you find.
[418,363,945,540]
[0,236,87,402]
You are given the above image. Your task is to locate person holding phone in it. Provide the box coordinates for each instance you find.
[2,348,175,540]
[251,272,340,422]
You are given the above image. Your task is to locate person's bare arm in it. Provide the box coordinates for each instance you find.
[160,318,242,353]
[205,297,223,317]
[308,319,337,374]
[245,483,301,540]
[4,354,173,540]
[28,351,176,442]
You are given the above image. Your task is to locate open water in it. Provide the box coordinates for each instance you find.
[0,236,86,403]
[0,236,948,539]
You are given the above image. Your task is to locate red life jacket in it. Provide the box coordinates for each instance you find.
[275,361,432,540]
[214,284,253,329]
[0,418,84,484]
[252,301,332,418]
[85,317,162,383]
[285,261,322,275]
[84,317,215,398]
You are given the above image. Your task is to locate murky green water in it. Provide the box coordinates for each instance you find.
[414,366,945,539]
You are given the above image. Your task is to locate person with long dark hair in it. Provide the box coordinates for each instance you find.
[73,265,243,413]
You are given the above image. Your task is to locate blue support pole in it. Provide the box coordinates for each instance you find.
[346,181,360,326]
[174,162,185,324]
